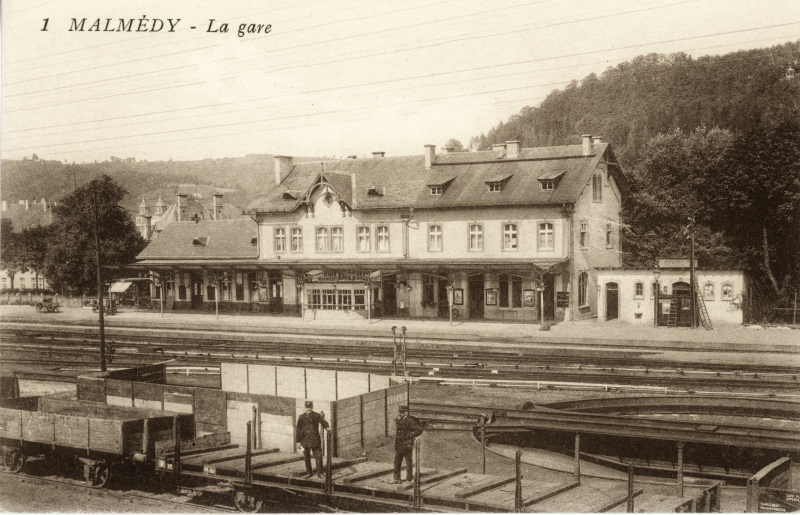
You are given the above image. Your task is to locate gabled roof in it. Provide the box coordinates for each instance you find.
[247,143,627,214]
[136,219,258,260]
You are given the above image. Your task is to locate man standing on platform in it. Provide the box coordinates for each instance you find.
[391,404,424,484]
[296,401,329,478]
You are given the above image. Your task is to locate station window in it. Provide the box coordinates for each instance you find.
[206,284,215,301]
[423,275,435,305]
[468,224,483,251]
[580,221,588,249]
[376,225,390,252]
[235,273,245,301]
[428,225,443,252]
[502,223,517,251]
[331,227,344,252]
[538,222,554,250]
[291,227,303,252]
[592,173,602,202]
[357,226,370,252]
[274,228,286,253]
[634,282,644,298]
[606,223,613,249]
[498,274,522,308]
[578,272,588,306]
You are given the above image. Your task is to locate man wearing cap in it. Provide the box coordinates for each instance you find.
[391,404,424,484]
[296,401,329,478]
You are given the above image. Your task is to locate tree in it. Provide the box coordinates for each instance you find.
[621,127,737,268]
[0,219,22,290]
[16,225,51,292]
[443,138,466,152]
[43,175,147,294]
[705,122,800,298]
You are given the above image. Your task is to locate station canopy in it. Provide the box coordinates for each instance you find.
[109,281,133,293]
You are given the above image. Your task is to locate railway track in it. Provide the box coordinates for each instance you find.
[0,467,235,513]
[2,341,798,391]
[2,323,798,392]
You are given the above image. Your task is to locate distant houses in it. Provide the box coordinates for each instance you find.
[0,199,53,292]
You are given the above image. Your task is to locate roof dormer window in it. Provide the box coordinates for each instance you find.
[426,174,455,196]
[538,170,566,191]
[485,173,512,193]
[192,236,208,247]
[367,185,385,197]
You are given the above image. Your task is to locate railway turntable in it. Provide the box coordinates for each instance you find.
[156,427,647,513]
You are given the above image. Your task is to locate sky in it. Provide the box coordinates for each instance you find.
[2,0,799,163]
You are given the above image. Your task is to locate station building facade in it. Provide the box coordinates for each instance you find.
[133,136,627,323]
[596,259,746,326]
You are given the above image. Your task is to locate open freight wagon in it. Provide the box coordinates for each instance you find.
[0,393,193,487]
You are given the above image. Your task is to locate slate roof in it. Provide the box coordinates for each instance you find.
[136,219,258,260]
[1,203,52,230]
[247,143,626,214]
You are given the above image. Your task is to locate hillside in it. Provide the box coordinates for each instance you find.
[0,154,323,213]
[471,40,800,167]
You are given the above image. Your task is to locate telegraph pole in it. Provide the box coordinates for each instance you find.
[688,216,697,329]
[93,184,107,372]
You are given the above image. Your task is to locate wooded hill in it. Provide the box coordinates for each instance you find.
[471,40,800,316]
[0,154,322,214]
[471,40,799,166]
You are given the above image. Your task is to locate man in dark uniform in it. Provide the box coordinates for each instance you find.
[295,401,329,478]
[391,404,424,483]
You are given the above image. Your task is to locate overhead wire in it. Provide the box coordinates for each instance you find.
[2,0,720,113]
[6,31,797,142]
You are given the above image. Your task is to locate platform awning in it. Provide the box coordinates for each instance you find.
[126,257,568,275]
[109,281,133,293]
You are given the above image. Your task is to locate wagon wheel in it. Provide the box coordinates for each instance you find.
[233,489,264,513]
[6,448,25,473]
[84,463,110,488]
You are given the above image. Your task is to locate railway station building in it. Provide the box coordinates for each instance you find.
[133,135,628,323]
[596,258,746,326]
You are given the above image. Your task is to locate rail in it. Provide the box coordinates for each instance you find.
[407,376,670,393]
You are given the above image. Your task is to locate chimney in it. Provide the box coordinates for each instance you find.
[41,198,47,211]
[372,151,385,159]
[176,193,188,222]
[212,194,223,220]
[1,201,6,212]
[506,141,520,159]
[424,144,436,169]
[348,155,357,159]
[24,199,30,210]
[492,143,506,153]
[582,134,593,156]
[274,155,293,185]
[593,136,604,145]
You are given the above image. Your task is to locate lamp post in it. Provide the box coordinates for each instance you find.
[653,265,660,328]
[446,283,454,327]
[536,284,544,329]
[365,281,371,323]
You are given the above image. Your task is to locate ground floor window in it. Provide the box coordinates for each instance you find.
[235,273,245,301]
[498,274,523,308]
[307,287,367,310]
[578,272,588,306]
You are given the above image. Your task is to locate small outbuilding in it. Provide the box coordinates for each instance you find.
[596,258,745,326]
